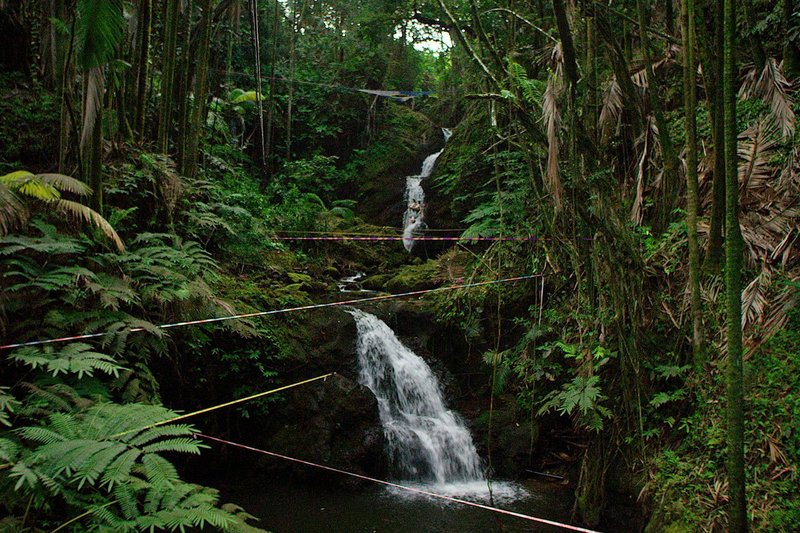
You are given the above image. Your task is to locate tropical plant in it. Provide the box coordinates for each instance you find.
[0,170,123,251]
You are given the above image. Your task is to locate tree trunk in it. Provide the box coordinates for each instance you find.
[158,0,179,153]
[185,0,213,179]
[177,0,195,173]
[723,0,747,529]
[134,0,152,137]
[704,0,725,272]
[636,0,679,230]
[682,0,703,365]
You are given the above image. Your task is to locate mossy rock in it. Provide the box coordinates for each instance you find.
[362,273,393,291]
[384,259,441,293]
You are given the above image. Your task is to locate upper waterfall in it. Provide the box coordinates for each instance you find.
[402,128,452,252]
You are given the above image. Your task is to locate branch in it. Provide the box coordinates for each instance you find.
[592,0,680,45]
[411,10,475,38]
[482,7,558,43]
[435,0,500,88]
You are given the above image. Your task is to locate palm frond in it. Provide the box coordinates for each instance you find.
[0,184,26,235]
[1,170,61,201]
[38,173,93,196]
[739,58,796,138]
[75,0,125,70]
[55,199,125,252]
[543,72,562,209]
[80,66,104,156]
[599,78,622,142]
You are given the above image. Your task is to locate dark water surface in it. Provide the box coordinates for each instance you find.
[222,477,576,533]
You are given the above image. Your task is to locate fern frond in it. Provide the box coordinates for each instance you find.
[128,424,195,447]
[10,343,125,379]
[141,453,179,488]
[141,438,204,455]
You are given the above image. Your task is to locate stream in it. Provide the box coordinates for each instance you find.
[222,477,574,532]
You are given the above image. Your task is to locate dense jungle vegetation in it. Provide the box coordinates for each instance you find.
[0,0,798,531]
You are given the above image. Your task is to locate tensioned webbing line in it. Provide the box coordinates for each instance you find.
[272,236,557,242]
[196,433,602,533]
[0,275,538,351]
[111,373,334,439]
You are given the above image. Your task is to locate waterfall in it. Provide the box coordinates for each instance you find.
[349,308,483,483]
[402,128,452,252]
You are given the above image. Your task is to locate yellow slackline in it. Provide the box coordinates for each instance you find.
[51,501,116,533]
[43,373,334,531]
[111,372,334,439]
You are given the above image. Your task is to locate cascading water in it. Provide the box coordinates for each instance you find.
[350,308,483,483]
[402,128,452,252]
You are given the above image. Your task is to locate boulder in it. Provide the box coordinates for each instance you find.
[261,374,385,483]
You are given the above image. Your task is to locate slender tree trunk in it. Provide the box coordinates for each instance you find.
[705,0,725,272]
[177,0,195,173]
[261,0,280,187]
[134,0,152,137]
[682,0,703,365]
[59,12,76,173]
[586,7,598,142]
[286,0,300,161]
[185,0,213,179]
[158,0,179,153]
[665,0,675,36]
[636,0,679,230]
[784,0,800,77]
[742,0,766,69]
[552,0,580,93]
[88,106,103,212]
[723,0,747,529]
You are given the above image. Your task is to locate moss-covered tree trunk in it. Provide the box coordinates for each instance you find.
[682,0,703,365]
[705,0,725,272]
[157,0,179,153]
[723,0,747,529]
[636,0,679,231]
[185,0,213,179]
[133,0,151,137]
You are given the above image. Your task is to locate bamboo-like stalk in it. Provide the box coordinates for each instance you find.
[723,0,747,529]
[682,0,703,365]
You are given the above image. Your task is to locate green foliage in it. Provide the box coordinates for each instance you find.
[10,344,125,379]
[648,310,800,531]
[2,402,261,531]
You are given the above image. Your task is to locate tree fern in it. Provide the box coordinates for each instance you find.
[4,401,261,531]
[10,344,125,379]
[0,387,18,427]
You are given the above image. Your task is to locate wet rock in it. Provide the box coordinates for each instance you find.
[472,402,540,477]
[261,374,385,483]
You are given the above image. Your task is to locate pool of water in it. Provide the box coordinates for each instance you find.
[221,476,576,533]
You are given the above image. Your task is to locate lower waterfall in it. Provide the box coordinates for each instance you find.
[349,308,526,502]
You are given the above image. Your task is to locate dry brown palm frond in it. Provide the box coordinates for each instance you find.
[599,77,622,143]
[738,118,779,196]
[739,58,796,138]
[80,66,104,156]
[742,269,772,330]
[0,185,27,236]
[55,198,125,252]
[37,173,93,196]
[543,71,563,210]
[631,115,661,224]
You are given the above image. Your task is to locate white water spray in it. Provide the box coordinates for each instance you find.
[402,128,452,251]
